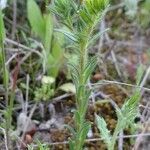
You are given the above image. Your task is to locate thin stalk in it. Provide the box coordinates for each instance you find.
[0,38,10,149]
[0,11,15,149]
[74,37,90,150]
[109,122,121,150]
[7,92,15,128]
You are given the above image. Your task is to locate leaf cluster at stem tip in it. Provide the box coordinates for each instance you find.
[49,0,109,43]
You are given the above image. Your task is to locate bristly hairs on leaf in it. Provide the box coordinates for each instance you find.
[49,0,109,43]
[96,64,143,150]
[95,114,112,148]
[50,0,109,149]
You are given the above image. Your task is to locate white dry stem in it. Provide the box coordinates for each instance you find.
[29,132,150,148]
[0,127,8,150]
[133,119,150,150]
[140,66,150,94]
[139,102,150,122]
[5,38,42,57]
[25,74,30,113]
[6,53,18,66]
[88,80,95,104]
[105,28,122,78]
[92,80,150,92]
[18,104,37,144]
[48,103,56,119]
[14,89,25,112]
[118,131,124,150]
[39,103,45,119]
[133,103,150,150]
[98,20,105,53]
[17,113,34,135]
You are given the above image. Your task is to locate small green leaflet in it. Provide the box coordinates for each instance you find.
[96,114,112,146]
[27,0,45,40]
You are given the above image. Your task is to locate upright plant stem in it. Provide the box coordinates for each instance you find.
[75,39,89,150]
[0,11,13,149]
[0,38,10,149]
[109,122,121,150]
[2,52,15,150]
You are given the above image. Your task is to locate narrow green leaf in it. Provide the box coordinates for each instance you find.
[0,10,5,67]
[27,0,45,40]
[52,33,64,58]
[54,29,78,42]
[88,28,109,47]
[71,73,79,90]
[0,10,5,43]
[64,124,76,137]
[69,139,75,150]
[82,56,97,83]
[74,111,81,127]
[68,62,80,88]
[43,13,53,53]
[136,64,144,86]
[0,10,8,88]
[121,90,140,127]
[82,89,91,113]
[79,8,93,25]
[79,122,90,143]
[47,53,55,74]
[96,114,112,146]
[48,35,64,77]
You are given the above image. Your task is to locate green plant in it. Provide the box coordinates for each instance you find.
[50,0,109,149]
[1,8,20,149]
[96,65,143,150]
[34,75,55,102]
[0,10,7,95]
[27,140,49,150]
[27,0,64,77]
[138,0,150,28]
[37,140,49,150]
[124,0,138,18]
[0,9,11,149]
